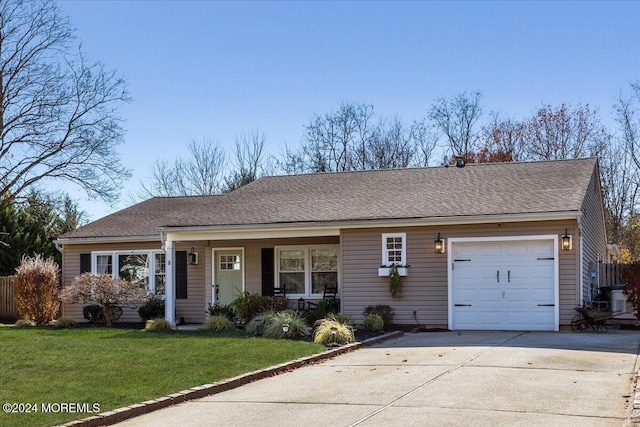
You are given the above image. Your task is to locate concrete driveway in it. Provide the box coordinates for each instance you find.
[117,331,640,427]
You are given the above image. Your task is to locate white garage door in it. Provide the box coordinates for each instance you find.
[451,240,556,331]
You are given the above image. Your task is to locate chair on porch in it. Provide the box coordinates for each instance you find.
[306,284,339,310]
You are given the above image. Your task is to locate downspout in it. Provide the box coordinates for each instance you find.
[54,241,63,253]
[577,216,584,305]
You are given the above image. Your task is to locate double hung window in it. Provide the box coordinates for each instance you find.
[276,245,339,296]
[92,250,166,296]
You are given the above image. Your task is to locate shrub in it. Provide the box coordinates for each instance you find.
[206,303,235,320]
[53,316,78,329]
[144,318,173,331]
[14,254,60,325]
[61,273,148,327]
[230,292,288,322]
[14,319,36,328]
[363,305,394,327]
[364,314,384,332]
[263,311,311,339]
[332,312,353,325]
[314,314,355,346]
[138,298,165,321]
[82,304,123,324]
[624,263,640,319]
[245,312,276,336]
[203,315,235,331]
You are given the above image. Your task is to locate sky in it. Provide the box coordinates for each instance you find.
[54,0,640,221]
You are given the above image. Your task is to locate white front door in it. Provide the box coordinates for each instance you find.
[214,249,243,306]
[451,240,556,331]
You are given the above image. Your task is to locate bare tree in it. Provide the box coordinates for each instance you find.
[615,81,640,171]
[480,113,525,162]
[409,118,437,167]
[139,138,226,197]
[428,91,483,160]
[297,102,376,172]
[223,129,270,193]
[281,102,435,173]
[600,141,639,248]
[0,0,131,211]
[519,103,609,160]
[366,116,414,169]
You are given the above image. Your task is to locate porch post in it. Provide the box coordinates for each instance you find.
[165,240,176,326]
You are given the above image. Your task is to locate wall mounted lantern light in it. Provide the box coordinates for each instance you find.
[188,247,199,264]
[434,233,445,254]
[561,229,572,251]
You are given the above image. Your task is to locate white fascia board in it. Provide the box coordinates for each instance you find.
[54,235,161,245]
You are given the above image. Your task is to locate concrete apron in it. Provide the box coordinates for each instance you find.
[116,330,640,427]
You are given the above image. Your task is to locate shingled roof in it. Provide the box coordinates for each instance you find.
[59,157,598,240]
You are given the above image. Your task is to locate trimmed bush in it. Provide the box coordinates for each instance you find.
[203,315,235,331]
[314,314,355,346]
[52,316,78,329]
[144,318,173,331]
[14,319,36,328]
[14,254,60,325]
[363,305,394,327]
[138,298,165,321]
[206,303,235,321]
[363,314,384,332]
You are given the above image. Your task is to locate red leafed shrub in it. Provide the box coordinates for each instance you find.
[623,263,640,319]
[14,254,60,325]
[60,273,148,326]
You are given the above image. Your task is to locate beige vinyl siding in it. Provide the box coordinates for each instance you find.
[175,243,206,323]
[61,241,207,324]
[341,220,579,327]
[205,236,339,307]
[579,166,608,301]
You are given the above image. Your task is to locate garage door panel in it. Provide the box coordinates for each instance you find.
[454,265,477,280]
[479,245,502,258]
[479,288,502,303]
[478,311,503,327]
[452,240,556,331]
[454,288,477,303]
[505,289,529,303]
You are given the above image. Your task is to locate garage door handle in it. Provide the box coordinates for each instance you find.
[497,270,499,283]
[455,304,472,307]
[537,304,555,307]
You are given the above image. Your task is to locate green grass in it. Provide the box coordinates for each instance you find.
[0,325,325,427]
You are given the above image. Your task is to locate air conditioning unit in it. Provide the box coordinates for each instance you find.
[611,290,630,313]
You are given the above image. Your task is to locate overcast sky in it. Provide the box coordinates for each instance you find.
[56,0,640,220]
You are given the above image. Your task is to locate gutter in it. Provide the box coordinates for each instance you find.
[158,211,582,234]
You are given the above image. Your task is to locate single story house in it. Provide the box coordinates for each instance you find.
[56,157,609,331]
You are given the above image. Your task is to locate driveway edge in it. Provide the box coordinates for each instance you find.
[632,368,640,423]
[57,330,404,427]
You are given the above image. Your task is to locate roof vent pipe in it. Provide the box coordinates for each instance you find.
[455,155,465,168]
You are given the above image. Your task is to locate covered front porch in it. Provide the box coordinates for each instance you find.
[163,226,341,326]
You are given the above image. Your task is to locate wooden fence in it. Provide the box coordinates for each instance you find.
[0,276,18,319]
[599,263,625,288]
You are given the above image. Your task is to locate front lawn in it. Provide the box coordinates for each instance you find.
[0,326,325,427]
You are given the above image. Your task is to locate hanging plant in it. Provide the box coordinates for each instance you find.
[389,264,402,298]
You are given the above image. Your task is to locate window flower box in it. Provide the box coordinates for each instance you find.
[378,266,408,277]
